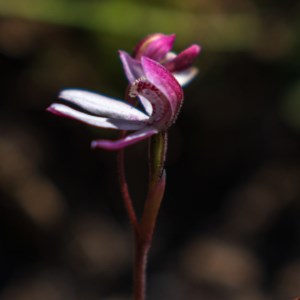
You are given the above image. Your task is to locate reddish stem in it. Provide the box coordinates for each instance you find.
[117,132,139,233]
[134,237,150,300]
[118,138,149,300]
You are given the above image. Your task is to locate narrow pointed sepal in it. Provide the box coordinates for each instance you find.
[91,127,158,151]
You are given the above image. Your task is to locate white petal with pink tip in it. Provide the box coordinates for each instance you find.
[48,103,147,130]
[59,89,148,121]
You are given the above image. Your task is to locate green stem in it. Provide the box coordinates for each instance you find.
[148,132,167,188]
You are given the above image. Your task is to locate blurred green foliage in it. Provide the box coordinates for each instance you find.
[0,0,285,51]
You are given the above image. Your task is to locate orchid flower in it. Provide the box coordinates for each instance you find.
[47,34,200,151]
[47,34,201,300]
[47,56,184,150]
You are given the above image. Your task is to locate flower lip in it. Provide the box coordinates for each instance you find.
[119,52,184,123]
[141,56,183,122]
[129,76,173,129]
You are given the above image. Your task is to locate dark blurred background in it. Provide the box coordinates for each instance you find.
[1,0,300,299]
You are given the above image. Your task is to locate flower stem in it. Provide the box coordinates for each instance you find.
[148,132,167,188]
[117,132,138,233]
[133,132,167,300]
[118,111,167,300]
[134,237,150,300]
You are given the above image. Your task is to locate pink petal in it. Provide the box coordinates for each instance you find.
[59,89,148,121]
[119,51,144,83]
[91,126,158,151]
[134,33,176,61]
[47,103,147,130]
[164,44,201,72]
[141,56,184,120]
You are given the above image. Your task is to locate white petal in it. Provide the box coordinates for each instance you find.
[161,51,177,63]
[173,67,199,87]
[59,89,148,121]
[47,103,148,130]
